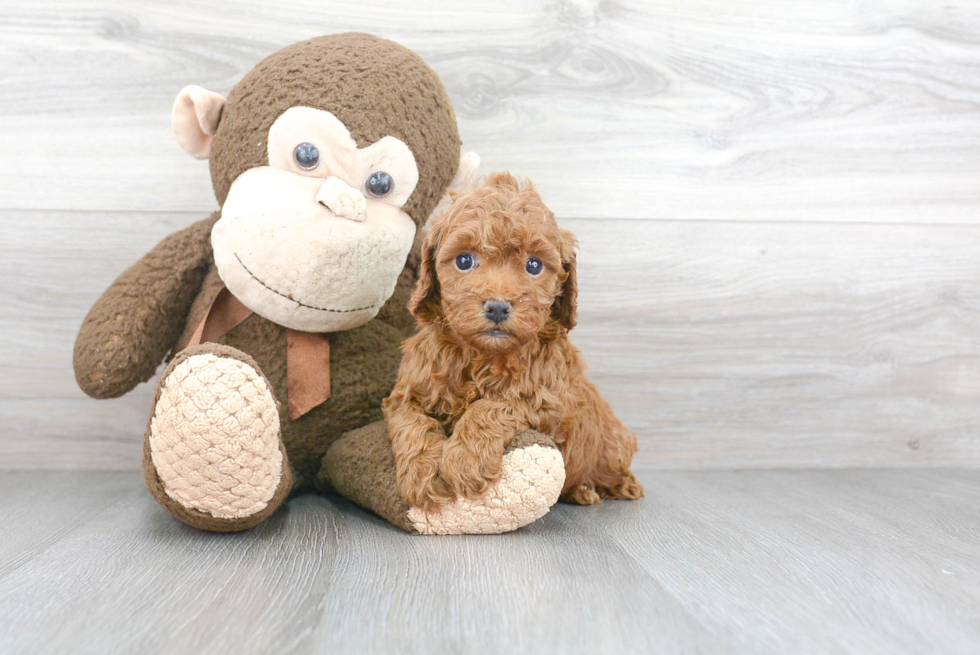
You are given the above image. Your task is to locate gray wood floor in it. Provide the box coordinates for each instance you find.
[1,468,977,654]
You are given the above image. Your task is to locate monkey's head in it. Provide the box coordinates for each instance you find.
[171,33,477,332]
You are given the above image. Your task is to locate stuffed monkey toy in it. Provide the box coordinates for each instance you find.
[73,34,565,535]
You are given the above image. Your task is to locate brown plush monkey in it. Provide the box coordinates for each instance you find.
[73,34,566,534]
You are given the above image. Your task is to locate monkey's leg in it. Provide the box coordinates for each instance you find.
[144,343,292,532]
[319,422,566,535]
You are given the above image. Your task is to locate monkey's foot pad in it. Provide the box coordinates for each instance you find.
[408,433,566,535]
[148,351,283,519]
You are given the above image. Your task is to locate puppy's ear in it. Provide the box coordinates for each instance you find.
[409,216,446,322]
[551,228,578,331]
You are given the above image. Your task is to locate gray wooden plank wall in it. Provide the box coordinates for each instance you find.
[2,0,979,470]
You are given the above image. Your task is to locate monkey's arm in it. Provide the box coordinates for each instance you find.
[74,214,219,399]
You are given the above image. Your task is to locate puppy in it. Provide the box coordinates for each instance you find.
[383,172,643,512]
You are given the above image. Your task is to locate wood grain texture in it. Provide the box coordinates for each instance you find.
[0,469,977,654]
[3,211,980,470]
[0,0,978,221]
[3,1,980,470]
[573,217,980,469]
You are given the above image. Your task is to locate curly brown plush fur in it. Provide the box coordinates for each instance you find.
[383,172,644,511]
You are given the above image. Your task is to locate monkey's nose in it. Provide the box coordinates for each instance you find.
[484,300,512,324]
[316,176,367,222]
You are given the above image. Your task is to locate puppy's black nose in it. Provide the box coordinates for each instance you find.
[484,300,512,324]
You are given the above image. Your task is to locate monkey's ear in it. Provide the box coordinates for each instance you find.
[408,217,447,323]
[172,85,226,160]
[426,152,480,225]
[551,229,578,331]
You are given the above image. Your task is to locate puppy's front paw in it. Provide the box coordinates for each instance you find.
[562,483,602,505]
[398,457,454,512]
[439,438,504,501]
[602,471,644,500]
[408,430,566,535]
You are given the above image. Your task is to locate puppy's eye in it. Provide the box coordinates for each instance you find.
[294,143,320,170]
[455,253,475,271]
[525,257,543,276]
[366,171,394,197]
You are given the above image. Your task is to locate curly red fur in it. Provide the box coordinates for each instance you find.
[383,172,643,511]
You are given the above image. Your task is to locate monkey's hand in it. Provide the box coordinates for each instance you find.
[439,400,520,501]
[73,215,217,399]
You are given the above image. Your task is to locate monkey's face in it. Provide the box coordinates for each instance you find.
[172,35,468,333]
[211,107,419,332]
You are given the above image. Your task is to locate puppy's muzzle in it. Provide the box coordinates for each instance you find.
[484,300,512,324]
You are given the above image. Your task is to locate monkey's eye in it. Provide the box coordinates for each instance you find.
[293,143,320,170]
[366,171,394,197]
[455,253,475,272]
[525,257,543,276]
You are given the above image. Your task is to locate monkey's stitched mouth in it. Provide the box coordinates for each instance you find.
[482,329,511,339]
[234,253,376,314]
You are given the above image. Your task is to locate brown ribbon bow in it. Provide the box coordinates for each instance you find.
[187,287,331,420]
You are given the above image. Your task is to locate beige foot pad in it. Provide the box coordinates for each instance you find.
[407,434,566,535]
[148,351,283,519]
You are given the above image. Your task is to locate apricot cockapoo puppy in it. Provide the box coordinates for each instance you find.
[383,172,643,512]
